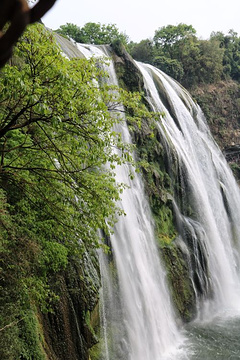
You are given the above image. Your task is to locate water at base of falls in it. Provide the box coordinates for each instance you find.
[185,315,240,359]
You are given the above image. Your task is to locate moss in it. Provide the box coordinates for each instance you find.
[18,309,47,360]
[230,162,240,182]
[89,342,102,360]
[131,118,178,245]
[161,243,196,322]
[85,309,98,346]
[111,39,125,57]
[111,43,144,93]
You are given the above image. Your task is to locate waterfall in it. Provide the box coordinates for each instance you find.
[74,44,185,359]
[57,34,240,358]
[136,62,240,319]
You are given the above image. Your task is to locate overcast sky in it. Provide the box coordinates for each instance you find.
[43,0,240,42]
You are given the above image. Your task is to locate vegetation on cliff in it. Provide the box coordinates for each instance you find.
[0,23,153,359]
[58,21,240,91]
[2,17,240,359]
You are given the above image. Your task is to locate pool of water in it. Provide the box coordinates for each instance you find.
[184,316,240,359]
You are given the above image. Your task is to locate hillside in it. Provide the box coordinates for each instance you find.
[191,81,240,180]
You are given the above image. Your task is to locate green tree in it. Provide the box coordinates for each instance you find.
[128,39,154,63]
[211,29,240,81]
[0,23,152,356]
[153,56,184,82]
[153,23,196,56]
[56,22,83,42]
[56,22,129,45]
[197,39,224,83]
[0,23,149,258]
[151,24,224,88]
[151,24,199,86]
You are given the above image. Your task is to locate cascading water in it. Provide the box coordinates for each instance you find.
[76,44,186,360]
[136,62,240,320]
[57,35,240,358]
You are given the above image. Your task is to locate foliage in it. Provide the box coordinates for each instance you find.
[211,30,240,81]
[153,23,196,50]
[128,39,154,64]
[127,23,238,89]
[152,24,224,88]
[153,56,184,82]
[56,22,129,46]
[0,23,153,356]
[55,22,82,42]
[197,39,224,83]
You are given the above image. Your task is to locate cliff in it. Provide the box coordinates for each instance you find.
[191,81,240,181]
[2,30,240,359]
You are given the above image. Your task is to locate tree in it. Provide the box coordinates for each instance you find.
[0,24,153,355]
[128,39,154,64]
[56,22,83,42]
[153,24,196,54]
[0,23,146,251]
[197,39,224,83]
[211,30,240,81]
[153,56,184,82]
[56,22,129,46]
[150,24,224,88]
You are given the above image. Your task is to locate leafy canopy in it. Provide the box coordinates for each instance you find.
[153,23,196,48]
[56,22,129,45]
[0,24,153,352]
[129,23,225,88]
[0,24,141,245]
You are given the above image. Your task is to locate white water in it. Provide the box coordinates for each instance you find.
[104,145,185,360]
[58,36,240,358]
[75,44,185,359]
[136,62,240,320]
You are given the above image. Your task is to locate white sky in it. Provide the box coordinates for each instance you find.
[42,0,240,42]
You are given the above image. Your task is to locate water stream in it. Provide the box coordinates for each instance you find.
[136,62,240,358]
[58,37,240,359]
[79,44,185,360]
[136,62,240,316]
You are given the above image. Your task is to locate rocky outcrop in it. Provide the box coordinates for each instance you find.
[191,80,240,181]
[110,41,144,93]
[40,255,100,360]
[161,241,196,322]
[191,80,240,150]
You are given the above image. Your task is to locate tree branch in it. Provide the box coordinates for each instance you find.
[0,318,24,332]
[0,0,58,68]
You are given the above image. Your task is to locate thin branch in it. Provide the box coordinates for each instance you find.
[0,318,24,332]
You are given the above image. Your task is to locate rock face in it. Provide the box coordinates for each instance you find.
[41,256,100,360]
[191,80,240,182]
[110,40,145,93]
[161,242,197,322]
[191,81,240,151]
